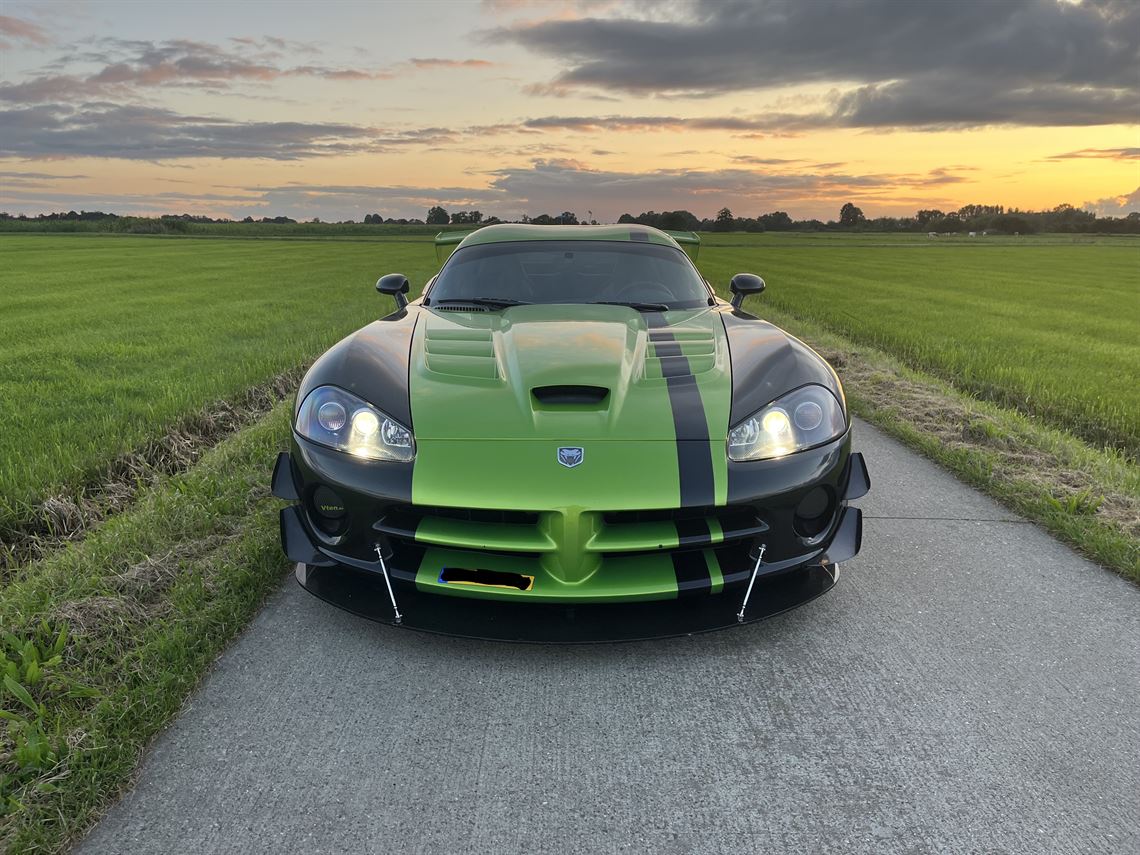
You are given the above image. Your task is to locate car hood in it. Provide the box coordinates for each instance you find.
[409,304,731,442]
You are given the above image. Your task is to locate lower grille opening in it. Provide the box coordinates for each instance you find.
[439,566,534,591]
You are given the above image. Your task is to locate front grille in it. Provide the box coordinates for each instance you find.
[374,503,767,558]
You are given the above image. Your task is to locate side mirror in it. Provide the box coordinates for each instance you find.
[376,273,410,310]
[729,273,765,310]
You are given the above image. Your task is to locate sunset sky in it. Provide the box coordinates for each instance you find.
[1,0,1137,223]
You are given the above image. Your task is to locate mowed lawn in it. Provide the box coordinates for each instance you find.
[1,231,1137,527]
[699,234,1140,456]
[0,235,438,523]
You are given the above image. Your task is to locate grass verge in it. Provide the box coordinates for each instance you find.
[0,368,303,573]
[758,304,1140,582]
[0,402,293,853]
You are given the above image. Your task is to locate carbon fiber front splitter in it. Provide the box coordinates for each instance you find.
[294,561,837,643]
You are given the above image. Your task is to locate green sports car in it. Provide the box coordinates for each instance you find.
[273,224,869,640]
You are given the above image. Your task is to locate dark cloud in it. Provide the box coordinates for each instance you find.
[731,156,804,165]
[1,37,497,104]
[492,0,1140,128]
[484,159,968,217]
[520,114,777,132]
[0,104,388,160]
[0,161,974,220]
[0,170,88,180]
[1049,147,1140,160]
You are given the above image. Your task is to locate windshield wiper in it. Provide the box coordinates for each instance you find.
[431,297,532,310]
[593,300,671,312]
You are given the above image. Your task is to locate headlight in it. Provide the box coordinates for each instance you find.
[296,386,415,462]
[728,385,846,461]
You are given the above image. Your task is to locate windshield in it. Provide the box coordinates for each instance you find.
[427,240,711,309]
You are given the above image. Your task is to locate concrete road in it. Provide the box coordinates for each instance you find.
[78,420,1139,855]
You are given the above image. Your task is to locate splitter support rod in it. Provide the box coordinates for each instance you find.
[373,544,403,625]
[737,543,766,624]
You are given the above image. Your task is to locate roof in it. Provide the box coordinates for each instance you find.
[435,223,700,261]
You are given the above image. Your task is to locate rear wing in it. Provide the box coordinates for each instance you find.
[663,230,700,261]
[434,230,471,265]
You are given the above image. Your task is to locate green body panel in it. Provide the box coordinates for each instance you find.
[410,304,730,442]
[706,549,724,595]
[414,546,682,603]
[410,544,729,603]
[413,516,557,553]
[413,440,685,510]
[409,302,732,589]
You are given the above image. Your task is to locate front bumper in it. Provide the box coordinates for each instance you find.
[293,560,842,642]
[273,430,869,633]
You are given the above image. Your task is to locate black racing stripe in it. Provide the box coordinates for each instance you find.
[646,313,716,508]
[675,517,710,546]
[671,550,711,597]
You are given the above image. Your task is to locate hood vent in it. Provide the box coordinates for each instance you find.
[435,304,488,312]
[532,385,610,407]
[424,329,499,379]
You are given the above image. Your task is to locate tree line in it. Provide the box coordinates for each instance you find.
[617,203,1140,235]
[2,201,1137,234]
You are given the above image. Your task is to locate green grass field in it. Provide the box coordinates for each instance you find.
[698,232,1140,455]
[0,235,438,529]
[1,230,1136,531]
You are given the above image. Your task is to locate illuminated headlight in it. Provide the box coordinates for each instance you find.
[296,386,414,462]
[728,385,846,461]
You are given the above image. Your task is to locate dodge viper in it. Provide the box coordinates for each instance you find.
[272,224,869,640]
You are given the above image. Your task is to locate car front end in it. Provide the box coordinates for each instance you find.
[273,225,869,639]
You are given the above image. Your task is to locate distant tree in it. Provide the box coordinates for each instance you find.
[839,203,866,227]
[426,206,450,225]
[714,207,735,232]
[617,213,636,224]
[990,214,1033,234]
[242,216,254,223]
[915,209,944,227]
[558,211,579,225]
[530,213,556,225]
[659,210,697,231]
[759,211,793,231]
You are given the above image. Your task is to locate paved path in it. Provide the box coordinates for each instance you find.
[78,420,1139,854]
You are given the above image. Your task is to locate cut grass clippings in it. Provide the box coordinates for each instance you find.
[0,401,295,854]
[0,367,305,573]
[757,303,1140,582]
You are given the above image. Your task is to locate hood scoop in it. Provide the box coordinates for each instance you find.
[532,385,610,408]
